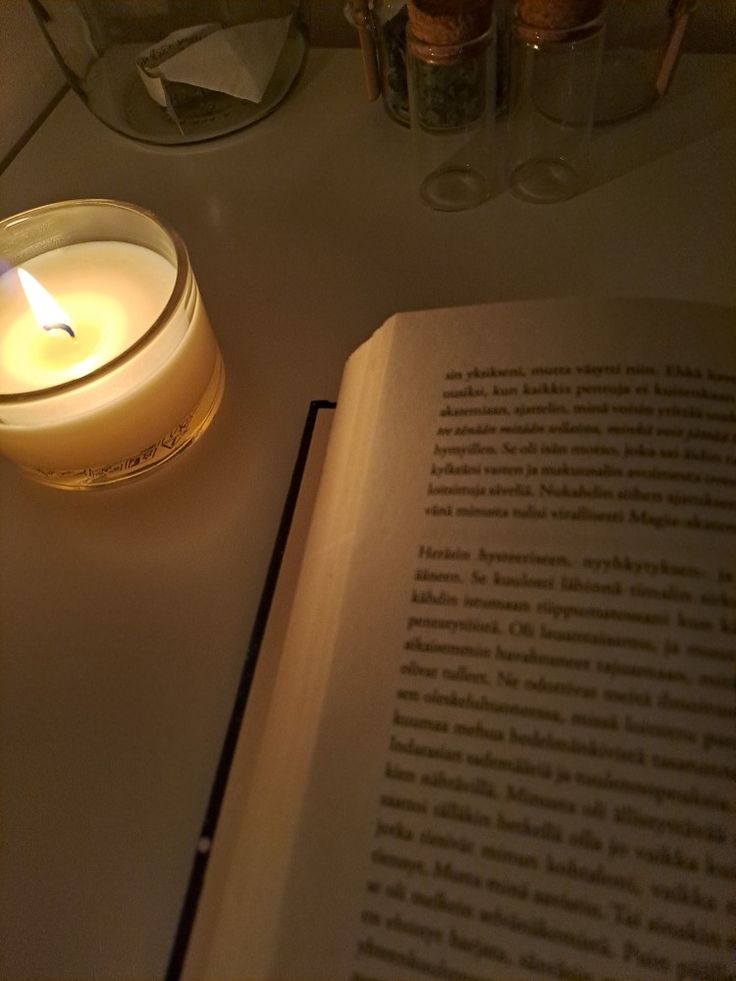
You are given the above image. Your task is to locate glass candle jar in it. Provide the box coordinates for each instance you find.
[0,200,225,489]
[28,0,309,145]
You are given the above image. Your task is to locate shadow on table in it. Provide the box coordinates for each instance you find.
[587,55,736,190]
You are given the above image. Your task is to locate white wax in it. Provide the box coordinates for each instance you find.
[0,240,222,476]
[0,242,175,393]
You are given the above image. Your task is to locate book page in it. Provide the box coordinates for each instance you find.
[182,327,398,980]
[186,298,735,981]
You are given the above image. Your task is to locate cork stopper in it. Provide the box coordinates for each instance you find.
[407,0,494,47]
[517,0,602,31]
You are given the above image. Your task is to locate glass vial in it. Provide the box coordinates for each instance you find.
[507,14,604,203]
[407,18,497,212]
[374,0,411,126]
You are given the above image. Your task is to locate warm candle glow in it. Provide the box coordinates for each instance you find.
[0,242,174,394]
[18,268,74,337]
[0,200,224,488]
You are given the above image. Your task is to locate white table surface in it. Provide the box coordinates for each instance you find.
[1,48,734,981]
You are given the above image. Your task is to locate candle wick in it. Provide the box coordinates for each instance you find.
[43,322,76,339]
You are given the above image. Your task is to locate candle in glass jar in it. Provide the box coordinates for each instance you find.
[0,199,225,489]
[1,242,175,391]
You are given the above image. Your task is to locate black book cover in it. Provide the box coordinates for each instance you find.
[166,400,336,981]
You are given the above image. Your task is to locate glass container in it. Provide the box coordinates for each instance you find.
[29,0,308,145]
[0,200,225,489]
[507,13,604,203]
[407,18,497,211]
[370,0,511,126]
[374,0,411,126]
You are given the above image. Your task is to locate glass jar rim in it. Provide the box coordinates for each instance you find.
[514,13,604,44]
[0,198,189,404]
[406,19,496,62]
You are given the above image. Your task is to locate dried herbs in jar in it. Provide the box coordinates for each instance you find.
[406,0,494,132]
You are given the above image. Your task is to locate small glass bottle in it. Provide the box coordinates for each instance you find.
[506,9,604,203]
[406,8,497,211]
[494,0,513,113]
[374,0,411,126]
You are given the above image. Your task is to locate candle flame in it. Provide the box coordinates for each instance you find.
[18,268,75,338]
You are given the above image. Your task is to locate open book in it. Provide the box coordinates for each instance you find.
[177,298,735,981]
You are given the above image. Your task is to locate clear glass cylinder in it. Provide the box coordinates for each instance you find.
[407,19,497,212]
[374,0,411,127]
[0,200,225,490]
[29,0,309,145]
[507,14,604,203]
